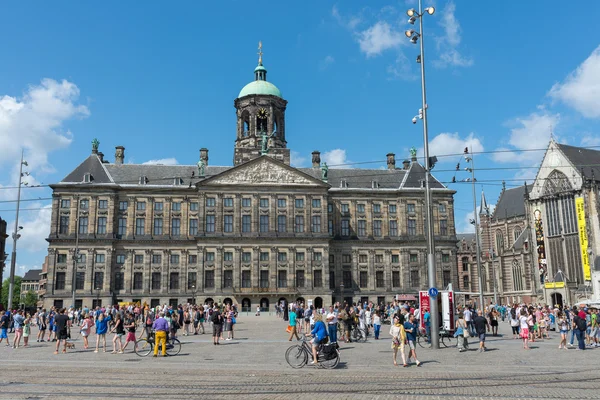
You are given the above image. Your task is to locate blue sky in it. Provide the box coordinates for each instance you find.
[1,1,600,278]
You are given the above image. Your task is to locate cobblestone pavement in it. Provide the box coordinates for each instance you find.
[1,315,598,399]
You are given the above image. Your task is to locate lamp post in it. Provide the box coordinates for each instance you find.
[7,150,28,310]
[192,284,197,305]
[465,149,485,310]
[406,0,439,349]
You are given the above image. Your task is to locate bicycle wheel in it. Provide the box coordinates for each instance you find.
[440,334,448,348]
[166,338,182,356]
[285,345,308,369]
[358,329,367,343]
[134,339,153,357]
[320,349,340,369]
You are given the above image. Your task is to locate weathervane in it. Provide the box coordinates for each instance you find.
[258,41,263,65]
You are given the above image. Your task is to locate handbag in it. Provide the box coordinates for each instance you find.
[232,317,236,325]
[453,327,463,338]
[461,321,470,337]
[286,325,292,333]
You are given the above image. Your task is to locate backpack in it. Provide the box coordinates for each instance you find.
[576,316,587,331]
[146,315,153,326]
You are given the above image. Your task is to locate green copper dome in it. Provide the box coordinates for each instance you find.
[238,80,282,98]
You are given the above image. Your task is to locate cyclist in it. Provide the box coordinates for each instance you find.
[308,313,328,365]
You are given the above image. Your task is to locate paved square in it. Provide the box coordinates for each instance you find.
[0,314,597,399]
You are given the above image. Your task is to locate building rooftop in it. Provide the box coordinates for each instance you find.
[22,269,42,282]
[492,184,532,220]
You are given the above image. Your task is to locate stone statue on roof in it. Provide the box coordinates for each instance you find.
[197,158,205,177]
[321,162,329,182]
[409,147,417,158]
[91,138,100,153]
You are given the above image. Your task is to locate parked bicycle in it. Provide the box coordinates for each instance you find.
[350,326,367,343]
[134,331,182,357]
[416,326,452,348]
[285,336,340,369]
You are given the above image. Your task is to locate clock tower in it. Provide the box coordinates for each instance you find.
[233,42,289,166]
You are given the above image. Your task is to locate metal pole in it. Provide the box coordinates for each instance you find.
[486,207,498,305]
[71,197,80,308]
[418,0,439,349]
[470,153,485,311]
[7,150,24,310]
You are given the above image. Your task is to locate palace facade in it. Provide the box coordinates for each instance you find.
[42,51,458,310]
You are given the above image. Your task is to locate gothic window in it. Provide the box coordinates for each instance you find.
[495,230,504,254]
[542,169,573,196]
[512,260,524,291]
[560,196,577,234]
[512,226,522,242]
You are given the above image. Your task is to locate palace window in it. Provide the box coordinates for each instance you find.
[373,220,382,237]
[204,271,214,288]
[359,271,368,288]
[311,216,321,233]
[134,255,144,264]
[136,202,146,211]
[59,216,69,234]
[278,199,286,208]
[278,271,287,288]
[295,216,304,233]
[171,218,181,236]
[94,272,104,290]
[259,270,269,288]
[389,220,398,237]
[187,272,197,290]
[296,270,305,287]
[189,218,198,235]
[223,198,233,207]
[61,199,71,208]
[223,270,233,288]
[135,218,145,235]
[295,252,304,262]
[373,204,381,213]
[440,219,448,236]
[295,198,304,208]
[152,254,161,264]
[205,215,215,233]
[224,215,233,233]
[119,201,128,211]
[357,220,366,236]
[154,202,163,211]
[242,215,251,232]
[376,271,384,288]
[97,217,107,234]
[153,218,163,235]
[169,273,179,290]
[260,215,269,232]
[206,198,216,207]
[407,219,416,236]
[78,217,88,234]
[242,271,251,288]
[357,204,365,213]
[242,252,251,262]
[242,198,251,207]
[151,272,161,290]
[224,252,233,262]
[98,200,108,209]
[95,254,105,263]
[312,199,321,208]
[313,270,322,287]
[389,204,397,213]
[133,273,143,290]
[260,198,269,208]
[278,215,287,233]
[392,271,400,287]
[341,220,350,236]
[172,202,181,211]
[114,272,124,291]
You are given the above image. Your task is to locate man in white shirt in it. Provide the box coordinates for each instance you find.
[326,306,338,345]
[464,307,473,336]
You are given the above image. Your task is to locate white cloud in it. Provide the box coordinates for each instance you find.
[322,149,351,168]
[548,45,600,118]
[290,151,308,168]
[433,2,473,68]
[0,79,89,174]
[420,132,484,160]
[357,21,402,57]
[332,5,362,30]
[142,158,179,166]
[580,134,600,147]
[457,211,475,234]
[492,111,559,164]
[319,55,335,70]
[386,52,417,80]
[8,204,52,254]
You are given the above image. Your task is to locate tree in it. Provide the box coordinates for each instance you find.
[1,277,22,309]
[24,290,38,307]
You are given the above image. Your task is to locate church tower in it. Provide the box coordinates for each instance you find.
[233,42,289,166]
[479,189,492,260]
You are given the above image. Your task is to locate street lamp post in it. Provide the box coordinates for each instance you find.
[7,150,28,310]
[465,149,485,310]
[406,0,439,349]
[192,284,197,305]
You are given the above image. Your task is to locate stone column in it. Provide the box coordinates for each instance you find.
[306,247,314,291]
[234,247,242,290]
[270,246,277,289]
[125,249,134,294]
[289,248,296,292]
[145,250,152,293]
[198,246,205,292]
[323,247,330,291]
[216,247,224,291]
[105,249,115,296]
[385,250,393,292]
[161,250,169,295]
[198,194,206,235]
[234,195,241,233]
[368,250,375,291]
[252,246,260,288]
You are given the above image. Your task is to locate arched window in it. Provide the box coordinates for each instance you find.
[273,119,278,136]
[512,260,523,291]
[513,226,522,242]
[241,111,250,137]
[495,230,504,255]
[462,276,469,290]
[542,169,573,196]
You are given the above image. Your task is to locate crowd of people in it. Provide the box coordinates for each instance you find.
[0,302,239,356]
[2,299,599,366]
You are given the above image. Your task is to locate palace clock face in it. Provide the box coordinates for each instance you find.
[257,108,268,119]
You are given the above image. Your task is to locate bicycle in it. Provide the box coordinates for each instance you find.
[285,336,340,369]
[350,325,368,343]
[135,332,181,357]
[416,326,451,348]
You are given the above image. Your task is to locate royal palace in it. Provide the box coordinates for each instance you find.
[41,49,458,310]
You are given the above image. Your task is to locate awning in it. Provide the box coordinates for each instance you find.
[395,294,417,301]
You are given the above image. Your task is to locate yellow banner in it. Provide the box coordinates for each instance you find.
[544,281,565,289]
[576,197,591,281]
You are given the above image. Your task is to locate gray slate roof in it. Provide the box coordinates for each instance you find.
[58,154,448,191]
[557,143,600,180]
[512,227,530,251]
[22,269,42,282]
[492,185,532,220]
[62,155,112,184]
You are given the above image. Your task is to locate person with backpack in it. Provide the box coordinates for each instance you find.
[121,313,137,353]
[573,306,587,350]
[0,311,10,346]
[140,311,154,340]
[211,306,223,345]
[303,306,313,334]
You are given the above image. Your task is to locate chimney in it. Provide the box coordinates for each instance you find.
[115,146,125,165]
[200,148,209,166]
[386,153,396,170]
[97,152,104,163]
[312,151,321,168]
[402,160,410,170]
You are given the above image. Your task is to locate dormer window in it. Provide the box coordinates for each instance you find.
[340,179,348,188]
[139,176,148,185]
[173,177,184,186]
[371,180,379,189]
[83,173,91,183]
